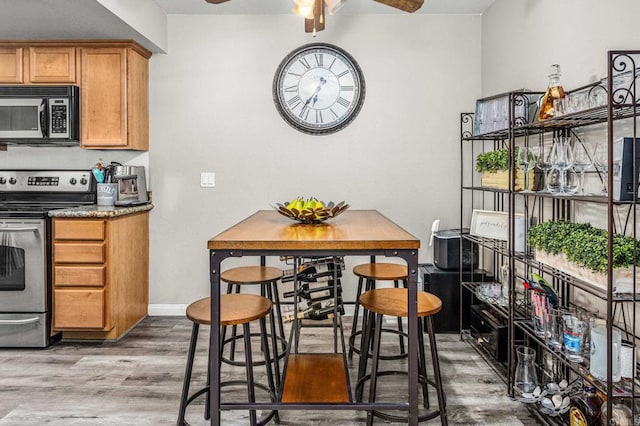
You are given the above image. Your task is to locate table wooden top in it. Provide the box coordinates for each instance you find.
[208,210,420,251]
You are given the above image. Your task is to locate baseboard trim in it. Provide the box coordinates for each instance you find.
[148,304,188,316]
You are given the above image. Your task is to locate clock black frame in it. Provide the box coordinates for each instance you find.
[272,43,366,136]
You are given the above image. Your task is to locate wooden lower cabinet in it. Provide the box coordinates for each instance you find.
[52,212,149,341]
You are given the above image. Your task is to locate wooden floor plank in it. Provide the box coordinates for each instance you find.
[282,354,350,403]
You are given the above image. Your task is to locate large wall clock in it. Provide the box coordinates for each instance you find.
[273,43,365,135]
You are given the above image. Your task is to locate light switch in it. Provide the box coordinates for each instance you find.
[200,172,215,188]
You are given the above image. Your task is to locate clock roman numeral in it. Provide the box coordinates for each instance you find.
[299,105,310,120]
[284,85,298,92]
[316,110,323,124]
[336,70,350,78]
[329,108,339,119]
[327,57,337,70]
[299,57,311,70]
[287,95,302,109]
[340,85,354,91]
[314,53,323,67]
[337,97,350,108]
[287,71,302,78]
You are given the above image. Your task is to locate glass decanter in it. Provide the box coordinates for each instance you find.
[538,64,566,121]
[514,346,539,398]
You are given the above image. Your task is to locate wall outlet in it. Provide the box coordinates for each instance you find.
[200,172,215,187]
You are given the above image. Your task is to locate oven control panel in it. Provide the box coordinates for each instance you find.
[0,171,92,192]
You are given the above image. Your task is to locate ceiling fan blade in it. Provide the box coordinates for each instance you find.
[304,0,325,33]
[204,0,232,4]
[373,0,424,13]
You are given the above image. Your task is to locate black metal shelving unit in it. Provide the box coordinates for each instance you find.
[459,51,640,424]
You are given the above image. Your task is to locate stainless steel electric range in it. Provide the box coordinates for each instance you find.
[0,170,95,348]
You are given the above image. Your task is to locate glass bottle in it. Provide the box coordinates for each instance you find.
[514,346,538,396]
[568,385,604,426]
[538,64,566,121]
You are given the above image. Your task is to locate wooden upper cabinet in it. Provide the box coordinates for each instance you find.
[29,47,77,83]
[0,40,150,150]
[0,47,23,83]
[81,47,148,150]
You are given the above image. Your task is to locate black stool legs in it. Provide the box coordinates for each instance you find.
[355,310,447,425]
[177,318,279,426]
[348,278,409,361]
[177,322,200,425]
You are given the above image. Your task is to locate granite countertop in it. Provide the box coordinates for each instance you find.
[48,203,153,218]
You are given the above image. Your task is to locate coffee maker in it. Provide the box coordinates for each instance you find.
[112,165,148,206]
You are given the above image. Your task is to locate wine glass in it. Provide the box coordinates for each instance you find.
[516,146,538,193]
[538,143,555,192]
[551,137,574,194]
[572,140,594,194]
[593,141,609,195]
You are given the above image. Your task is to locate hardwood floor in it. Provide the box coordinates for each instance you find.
[0,316,539,425]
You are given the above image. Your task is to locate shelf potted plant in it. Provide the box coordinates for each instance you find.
[527,220,640,294]
[475,147,537,191]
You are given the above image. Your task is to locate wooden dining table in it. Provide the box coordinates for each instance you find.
[207,209,422,425]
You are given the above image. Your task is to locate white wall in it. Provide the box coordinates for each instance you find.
[482,0,640,95]
[482,0,640,316]
[148,13,482,305]
[96,0,168,52]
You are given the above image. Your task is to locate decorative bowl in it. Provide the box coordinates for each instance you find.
[274,199,349,224]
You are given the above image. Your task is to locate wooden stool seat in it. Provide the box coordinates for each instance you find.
[359,288,442,318]
[187,295,273,326]
[221,266,283,285]
[353,263,408,281]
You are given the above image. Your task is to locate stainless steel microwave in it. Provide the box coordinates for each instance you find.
[0,85,80,146]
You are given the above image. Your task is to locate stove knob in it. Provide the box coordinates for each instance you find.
[69,178,77,185]
[0,177,5,185]
[80,177,88,185]
[8,177,16,185]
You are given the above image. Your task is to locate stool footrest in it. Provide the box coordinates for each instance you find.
[348,328,409,360]
[221,333,288,367]
[355,370,446,423]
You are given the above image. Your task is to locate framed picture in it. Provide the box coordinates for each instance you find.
[470,209,527,251]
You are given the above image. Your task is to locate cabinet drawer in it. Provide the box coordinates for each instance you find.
[54,288,105,329]
[54,220,105,241]
[54,242,105,263]
[54,266,105,287]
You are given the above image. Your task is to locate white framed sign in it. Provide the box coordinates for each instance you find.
[470,209,527,252]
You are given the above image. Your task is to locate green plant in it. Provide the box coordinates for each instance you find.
[527,220,640,273]
[475,147,519,173]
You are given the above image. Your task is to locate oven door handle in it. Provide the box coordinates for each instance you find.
[0,226,40,232]
[0,317,40,325]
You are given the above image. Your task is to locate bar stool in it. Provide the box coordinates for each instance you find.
[221,266,287,386]
[348,262,408,361]
[177,294,278,426]
[355,288,447,425]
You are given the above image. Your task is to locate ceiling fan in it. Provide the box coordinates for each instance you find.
[204,0,424,33]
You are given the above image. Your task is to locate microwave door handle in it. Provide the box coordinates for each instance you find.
[39,99,49,138]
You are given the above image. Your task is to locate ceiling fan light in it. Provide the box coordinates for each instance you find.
[292,5,314,18]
